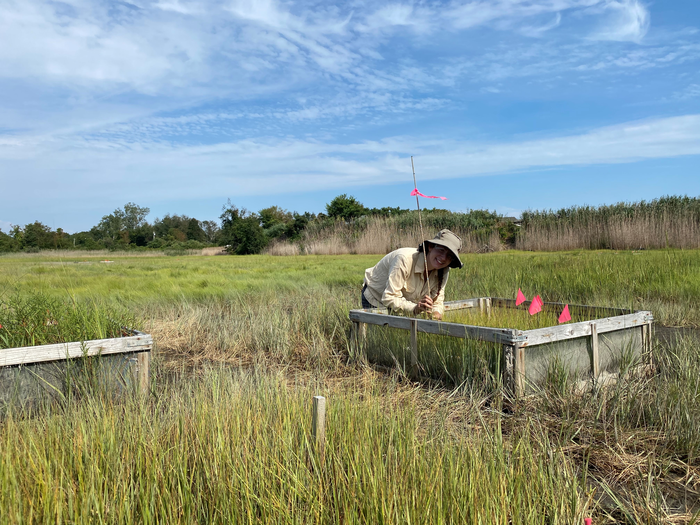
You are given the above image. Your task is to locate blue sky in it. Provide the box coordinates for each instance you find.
[1,0,699,232]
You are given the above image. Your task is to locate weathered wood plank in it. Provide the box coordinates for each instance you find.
[312,396,326,464]
[591,322,600,379]
[137,352,150,394]
[491,297,631,317]
[0,334,153,368]
[410,319,418,371]
[349,310,520,344]
[503,344,515,395]
[515,344,525,397]
[443,298,480,310]
[520,311,651,347]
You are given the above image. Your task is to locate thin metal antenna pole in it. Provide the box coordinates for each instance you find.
[411,156,431,300]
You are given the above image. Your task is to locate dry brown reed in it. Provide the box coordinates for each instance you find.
[265,217,504,256]
[518,211,700,251]
[265,241,300,256]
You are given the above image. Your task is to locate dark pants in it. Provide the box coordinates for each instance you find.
[361,284,374,309]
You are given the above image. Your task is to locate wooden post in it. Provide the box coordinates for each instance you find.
[351,321,366,358]
[514,343,525,397]
[590,322,600,380]
[479,297,485,315]
[642,321,653,367]
[410,319,418,375]
[485,298,492,318]
[503,344,515,395]
[137,352,150,394]
[312,396,326,464]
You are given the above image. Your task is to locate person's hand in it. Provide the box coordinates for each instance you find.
[413,295,434,315]
[432,311,442,321]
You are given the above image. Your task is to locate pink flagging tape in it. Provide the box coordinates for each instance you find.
[528,295,543,315]
[516,288,526,306]
[558,304,571,323]
[411,188,447,200]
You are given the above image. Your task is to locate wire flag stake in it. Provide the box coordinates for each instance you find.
[411,156,431,301]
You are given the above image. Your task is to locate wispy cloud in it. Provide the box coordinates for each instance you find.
[2,0,698,230]
[0,0,658,100]
[672,83,700,101]
[2,114,698,205]
[586,0,650,43]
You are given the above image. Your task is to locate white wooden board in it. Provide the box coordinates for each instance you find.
[0,334,153,368]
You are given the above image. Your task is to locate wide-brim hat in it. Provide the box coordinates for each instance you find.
[424,229,464,269]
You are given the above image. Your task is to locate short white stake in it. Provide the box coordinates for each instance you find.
[312,396,326,463]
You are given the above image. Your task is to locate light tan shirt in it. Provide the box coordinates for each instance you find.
[363,247,449,315]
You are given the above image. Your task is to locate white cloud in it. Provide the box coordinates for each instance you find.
[672,83,700,101]
[518,12,562,38]
[0,220,13,233]
[2,114,698,204]
[587,0,649,42]
[0,0,658,102]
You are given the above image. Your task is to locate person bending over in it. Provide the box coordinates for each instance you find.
[361,229,463,320]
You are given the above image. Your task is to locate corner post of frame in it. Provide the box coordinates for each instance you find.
[503,342,524,398]
[137,351,150,395]
[590,322,600,381]
[642,319,653,368]
[351,319,367,359]
[409,319,418,376]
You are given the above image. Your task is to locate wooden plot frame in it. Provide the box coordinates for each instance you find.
[0,330,153,394]
[349,297,653,397]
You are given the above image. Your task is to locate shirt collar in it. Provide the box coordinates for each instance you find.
[415,250,427,275]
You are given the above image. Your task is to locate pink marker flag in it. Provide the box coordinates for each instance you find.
[515,288,526,306]
[528,295,543,315]
[584,519,592,525]
[411,188,447,200]
[558,304,571,324]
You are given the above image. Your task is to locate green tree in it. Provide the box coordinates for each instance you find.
[96,210,125,242]
[325,194,367,221]
[259,206,293,230]
[22,222,54,249]
[285,212,313,240]
[219,201,268,255]
[0,229,19,252]
[153,215,189,242]
[122,203,150,230]
[186,218,207,242]
[201,220,220,243]
[96,203,150,246]
[70,231,103,250]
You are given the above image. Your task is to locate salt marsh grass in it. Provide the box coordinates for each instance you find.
[0,294,136,349]
[1,250,700,521]
[0,368,590,524]
[443,306,588,331]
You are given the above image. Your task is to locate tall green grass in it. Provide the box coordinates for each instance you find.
[1,250,698,326]
[443,306,587,331]
[0,369,590,524]
[0,252,699,521]
[0,294,136,349]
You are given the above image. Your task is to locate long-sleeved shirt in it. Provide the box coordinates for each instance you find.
[362,247,449,315]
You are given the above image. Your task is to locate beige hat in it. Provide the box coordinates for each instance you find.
[424,229,464,269]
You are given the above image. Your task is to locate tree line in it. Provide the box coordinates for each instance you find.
[1,195,508,255]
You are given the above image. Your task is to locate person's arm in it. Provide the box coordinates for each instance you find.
[381,255,419,314]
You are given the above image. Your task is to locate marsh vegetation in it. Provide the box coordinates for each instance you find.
[0,249,699,523]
